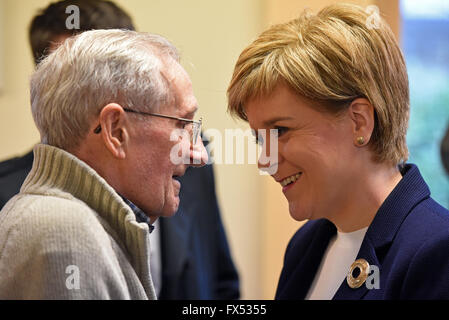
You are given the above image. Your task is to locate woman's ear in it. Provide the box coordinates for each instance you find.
[97,103,129,159]
[348,98,375,147]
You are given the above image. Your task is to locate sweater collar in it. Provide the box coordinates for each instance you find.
[20,144,155,297]
[21,144,143,231]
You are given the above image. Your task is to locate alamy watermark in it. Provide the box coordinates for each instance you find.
[365,264,380,290]
[65,265,80,290]
[365,5,381,30]
[65,5,80,30]
[169,128,279,175]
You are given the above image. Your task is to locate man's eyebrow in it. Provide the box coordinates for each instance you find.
[182,107,198,119]
[263,116,294,126]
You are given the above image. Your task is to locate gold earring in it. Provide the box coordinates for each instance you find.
[356,136,365,146]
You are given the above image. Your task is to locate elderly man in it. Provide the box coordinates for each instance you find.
[0,29,207,299]
[0,0,239,299]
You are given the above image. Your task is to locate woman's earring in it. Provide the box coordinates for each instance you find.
[356,136,365,146]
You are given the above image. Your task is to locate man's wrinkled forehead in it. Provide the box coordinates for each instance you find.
[160,57,186,81]
[160,59,198,115]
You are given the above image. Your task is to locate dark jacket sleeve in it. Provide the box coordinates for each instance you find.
[205,164,240,299]
[0,152,34,209]
[159,163,240,299]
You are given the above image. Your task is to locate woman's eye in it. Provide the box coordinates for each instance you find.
[254,135,263,146]
[274,126,288,137]
[253,127,288,145]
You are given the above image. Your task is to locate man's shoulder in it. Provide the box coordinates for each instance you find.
[0,193,108,243]
[0,151,34,178]
[0,194,139,299]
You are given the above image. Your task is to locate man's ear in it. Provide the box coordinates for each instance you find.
[98,103,129,159]
[348,98,375,147]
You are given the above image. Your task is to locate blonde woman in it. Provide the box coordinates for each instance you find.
[227,3,449,299]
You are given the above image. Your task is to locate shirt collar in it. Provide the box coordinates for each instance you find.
[121,196,155,233]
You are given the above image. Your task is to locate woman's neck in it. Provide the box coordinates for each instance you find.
[331,162,403,233]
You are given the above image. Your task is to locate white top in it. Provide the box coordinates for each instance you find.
[305,226,368,300]
[149,219,162,296]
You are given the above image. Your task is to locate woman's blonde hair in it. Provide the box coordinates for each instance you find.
[227,3,409,165]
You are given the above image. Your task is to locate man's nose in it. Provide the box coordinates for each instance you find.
[258,160,279,175]
[189,136,208,167]
[258,155,269,170]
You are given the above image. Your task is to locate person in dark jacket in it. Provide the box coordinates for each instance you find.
[227,3,449,299]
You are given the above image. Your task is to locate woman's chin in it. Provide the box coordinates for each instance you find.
[288,202,310,222]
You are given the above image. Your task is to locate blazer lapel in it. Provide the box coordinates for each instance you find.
[276,219,336,299]
[334,164,430,300]
[333,236,380,299]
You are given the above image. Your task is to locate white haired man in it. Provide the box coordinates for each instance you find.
[0,29,207,299]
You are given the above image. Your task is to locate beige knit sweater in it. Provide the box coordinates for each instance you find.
[0,144,156,299]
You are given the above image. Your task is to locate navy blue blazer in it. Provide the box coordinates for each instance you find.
[275,164,449,300]
[159,163,240,299]
[0,150,239,300]
[0,151,33,207]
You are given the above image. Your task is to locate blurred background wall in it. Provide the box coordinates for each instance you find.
[1,0,447,299]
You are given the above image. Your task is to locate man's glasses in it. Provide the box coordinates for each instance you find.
[94,107,203,145]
